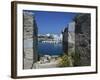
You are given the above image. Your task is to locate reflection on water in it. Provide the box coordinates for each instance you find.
[38,42,63,56]
[24,40,63,56]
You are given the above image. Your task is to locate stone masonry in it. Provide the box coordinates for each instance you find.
[62,27,68,54]
[23,11,38,69]
[74,14,91,66]
[62,14,91,66]
[62,22,75,55]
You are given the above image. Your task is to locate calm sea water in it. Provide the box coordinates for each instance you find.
[24,40,63,56]
[38,42,63,56]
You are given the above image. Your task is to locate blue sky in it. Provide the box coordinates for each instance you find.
[24,10,77,34]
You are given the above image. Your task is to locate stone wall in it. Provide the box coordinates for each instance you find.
[62,14,91,66]
[68,22,75,56]
[62,27,68,54]
[23,11,38,69]
[74,14,91,66]
[62,22,75,55]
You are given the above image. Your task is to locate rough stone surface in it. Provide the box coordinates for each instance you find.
[62,14,91,66]
[74,14,91,66]
[23,11,38,69]
[62,22,75,55]
[62,27,68,54]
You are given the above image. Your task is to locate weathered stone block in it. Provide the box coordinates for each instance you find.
[23,11,38,69]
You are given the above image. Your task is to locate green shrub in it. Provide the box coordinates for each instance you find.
[58,54,71,67]
[69,49,81,66]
